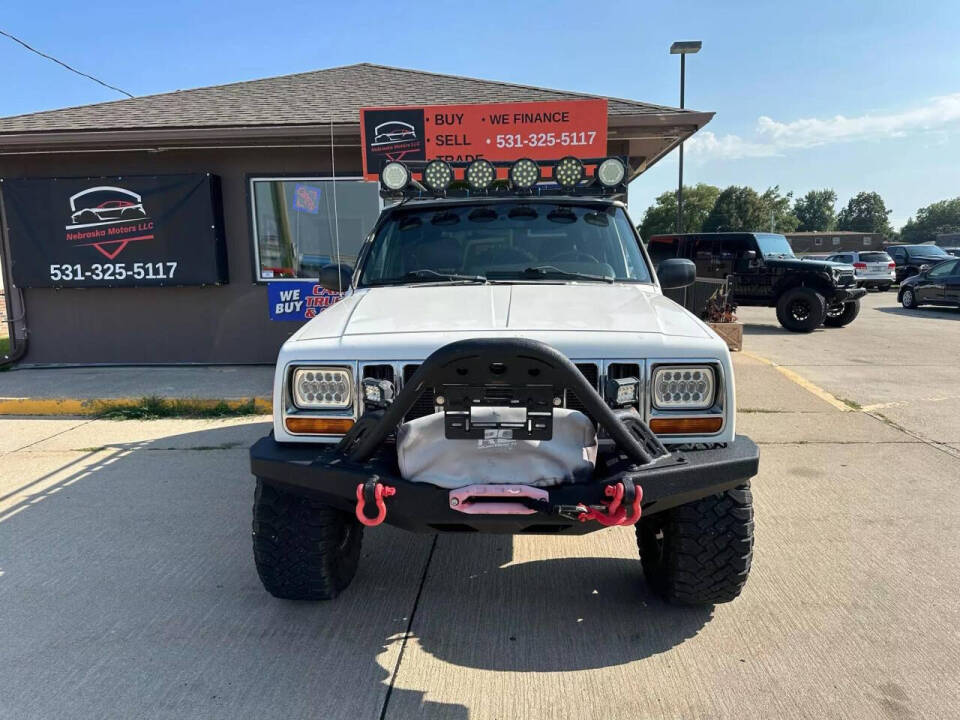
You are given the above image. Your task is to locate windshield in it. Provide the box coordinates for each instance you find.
[904,245,949,257]
[358,202,652,286]
[754,233,796,258]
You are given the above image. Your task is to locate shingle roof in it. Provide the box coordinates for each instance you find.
[0,62,692,135]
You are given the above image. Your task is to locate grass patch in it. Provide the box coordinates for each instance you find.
[96,396,261,420]
[0,336,10,358]
[837,396,863,411]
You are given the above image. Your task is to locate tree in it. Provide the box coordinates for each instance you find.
[758,186,799,233]
[637,183,720,238]
[900,197,960,243]
[836,192,892,235]
[703,186,763,232]
[702,185,798,233]
[793,189,837,231]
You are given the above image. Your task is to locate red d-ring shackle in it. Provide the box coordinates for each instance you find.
[355,482,396,526]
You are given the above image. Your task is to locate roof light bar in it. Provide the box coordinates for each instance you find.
[379,157,629,199]
[423,159,454,193]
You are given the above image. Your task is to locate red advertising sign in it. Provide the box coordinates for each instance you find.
[360,99,608,179]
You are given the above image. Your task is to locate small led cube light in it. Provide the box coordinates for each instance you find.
[606,376,640,407]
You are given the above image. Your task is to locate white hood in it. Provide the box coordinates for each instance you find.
[295,284,711,341]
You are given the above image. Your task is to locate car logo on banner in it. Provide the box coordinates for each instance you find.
[65,185,155,259]
[361,108,426,169]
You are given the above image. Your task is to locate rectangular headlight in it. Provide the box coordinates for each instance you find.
[292,367,353,409]
[652,365,716,410]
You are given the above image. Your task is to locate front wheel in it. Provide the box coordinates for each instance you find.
[823,298,861,327]
[252,479,363,600]
[901,288,918,309]
[637,483,754,605]
[775,287,826,332]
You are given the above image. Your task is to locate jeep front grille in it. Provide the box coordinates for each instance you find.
[399,361,602,422]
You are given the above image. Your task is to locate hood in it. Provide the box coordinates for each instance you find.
[769,257,846,271]
[295,284,712,341]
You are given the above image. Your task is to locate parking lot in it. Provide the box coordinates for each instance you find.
[1,290,958,720]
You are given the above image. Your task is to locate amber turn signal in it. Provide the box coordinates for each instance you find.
[285,417,355,434]
[649,416,723,434]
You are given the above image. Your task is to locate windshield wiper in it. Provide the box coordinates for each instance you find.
[520,265,614,283]
[364,269,488,287]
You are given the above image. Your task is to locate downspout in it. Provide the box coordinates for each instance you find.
[0,184,27,368]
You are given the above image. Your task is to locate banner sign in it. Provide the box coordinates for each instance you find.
[360,99,608,179]
[268,281,343,321]
[2,173,226,288]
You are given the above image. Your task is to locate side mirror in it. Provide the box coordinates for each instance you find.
[317,263,353,292]
[742,250,757,261]
[656,258,696,289]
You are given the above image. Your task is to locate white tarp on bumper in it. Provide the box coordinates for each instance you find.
[396,408,598,489]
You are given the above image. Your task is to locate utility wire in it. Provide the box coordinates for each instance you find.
[0,28,134,98]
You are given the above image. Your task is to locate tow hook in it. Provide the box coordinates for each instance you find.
[355,479,396,527]
[577,478,643,526]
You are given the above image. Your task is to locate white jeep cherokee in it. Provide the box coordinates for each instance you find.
[250,157,759,606]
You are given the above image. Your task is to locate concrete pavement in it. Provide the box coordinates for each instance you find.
[0,365,273,415]
[1,291,959,718]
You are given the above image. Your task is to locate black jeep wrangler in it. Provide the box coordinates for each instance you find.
[647,232,867,332]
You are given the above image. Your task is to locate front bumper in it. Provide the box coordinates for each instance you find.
[250,434,759,534]
[831,286,867,303]
[253,338,759,534]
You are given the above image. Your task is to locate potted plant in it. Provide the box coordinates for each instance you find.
[702,276,742,351]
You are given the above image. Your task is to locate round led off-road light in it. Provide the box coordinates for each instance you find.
[553,156,584,188]
[595,157,626,187]
[380,162,410,191]
[465,159,496,190]
[422,160,453,193]
[509,158,541,189]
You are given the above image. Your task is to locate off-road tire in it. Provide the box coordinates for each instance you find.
[637,483,754,605]
[823,298,861,327]
[901,288,918,309]
[775,287,826,332]
[252,479,363,600]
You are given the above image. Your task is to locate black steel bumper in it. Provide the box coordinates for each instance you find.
[252,338,759,534]
[832,286,867,303]
[250,434,759,534]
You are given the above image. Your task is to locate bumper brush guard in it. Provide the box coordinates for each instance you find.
[342,338,667,527]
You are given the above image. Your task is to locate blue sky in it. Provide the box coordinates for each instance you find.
[2,0,958,228]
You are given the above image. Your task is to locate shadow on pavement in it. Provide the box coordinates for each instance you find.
[0,420,716,717]
[874,305,960,320]
[407,535,714,673]
[0,422,466,720]
[741,322,815,335]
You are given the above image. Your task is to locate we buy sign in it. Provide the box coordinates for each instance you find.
[360,99,608,180]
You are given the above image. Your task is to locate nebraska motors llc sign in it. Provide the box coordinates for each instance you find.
[2,173,227,288]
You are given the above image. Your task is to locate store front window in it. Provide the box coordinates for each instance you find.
[250,177,380,281]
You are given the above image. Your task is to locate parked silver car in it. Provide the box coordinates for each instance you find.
[825,251,896,291]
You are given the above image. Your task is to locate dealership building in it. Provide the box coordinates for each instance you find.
[0,63,711,366]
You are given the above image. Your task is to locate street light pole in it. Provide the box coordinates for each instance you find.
[670,41,701,234]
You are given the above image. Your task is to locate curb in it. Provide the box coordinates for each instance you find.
[0,396,273,417]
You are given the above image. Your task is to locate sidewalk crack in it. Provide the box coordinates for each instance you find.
[378,533,438,720]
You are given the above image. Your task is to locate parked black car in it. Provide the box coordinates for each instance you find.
[647,232,867,332]
[898,258,960,309]
[885,244,954,283]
